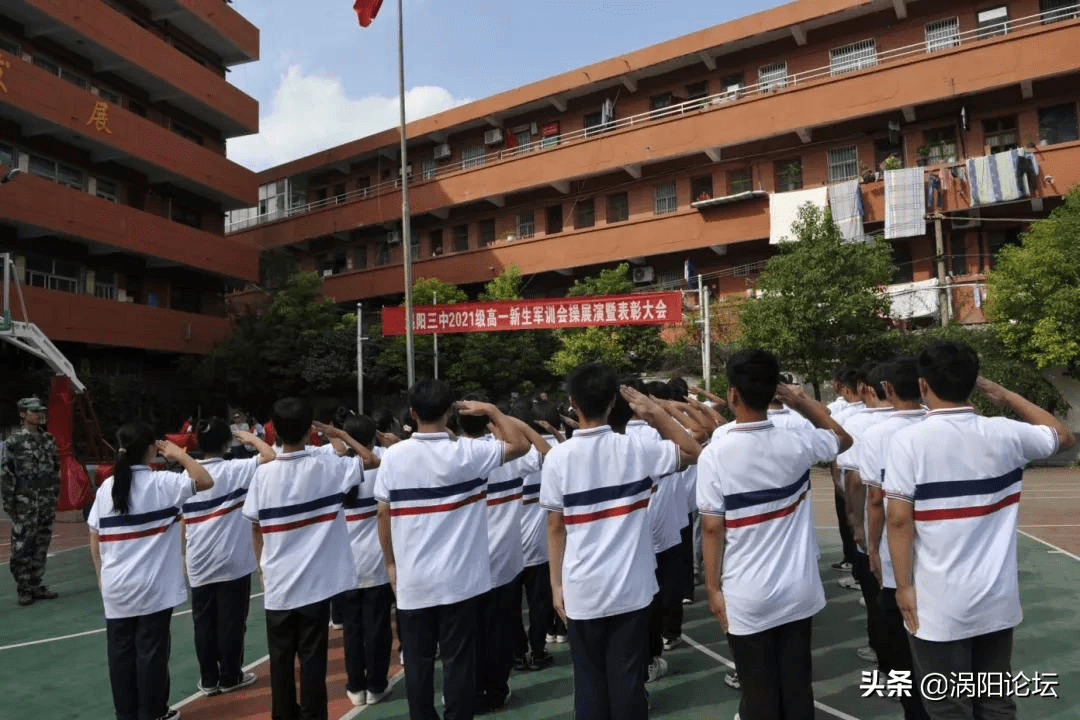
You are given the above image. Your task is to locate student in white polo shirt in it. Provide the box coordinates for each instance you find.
[515,400,562,672]
[856,357,929,720]
[375,380,530,720]
[542,363,701,720]
[88,423,214,720]
[242,398,375,720]
[698,348,851,720]
[886,341,1073,720]
[829,366,863,575]
[181,418,274,697]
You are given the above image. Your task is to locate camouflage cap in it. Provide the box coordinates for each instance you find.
[17,397,46,412]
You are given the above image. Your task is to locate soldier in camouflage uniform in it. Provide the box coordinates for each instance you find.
[1,397,61,606]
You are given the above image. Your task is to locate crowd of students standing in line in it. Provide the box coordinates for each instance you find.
[84,339,1072,720]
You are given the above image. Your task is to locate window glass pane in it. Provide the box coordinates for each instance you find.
[516,211,534,238]
[28,156,56,180]
[1041,0,1079,23]
[479,219,496,246]
[977,6,1009,36]
[607,193,629,222]
[575,199,595,228]
[1038,104,1079,145]
[0,143,13,168]
[774,159,803,192]
[453,224,469,251]
[654,182,677,214]
[462,145,484,169]
[728,168,753,194]
[925,18,960,52]
[546,205,563,234]
[759,62,788,91]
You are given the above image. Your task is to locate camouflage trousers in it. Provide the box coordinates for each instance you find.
[8,487,58,596]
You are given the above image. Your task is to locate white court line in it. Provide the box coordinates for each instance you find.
[1,542,89,566]
[172,653,271,710]
[1019,530,1080,562]
[681,633,863,720]
[338,669,406,719]
[1018,524,1080,528]
[0,592,264,651]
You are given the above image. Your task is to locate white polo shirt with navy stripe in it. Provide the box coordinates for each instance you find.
[88,467,195,619]
[242,450,359,611]
[626,420,683,554]
[486,446,541,588]
[344,461,389,589]
[768,407,814,433]
[853,409,926,588]
[697,420,839,636]
[883,408,1058,642]
[540,425,679,620]
[181,456,260,588]
[374,432,504,611]
[827,397,850,417]
[520,436,554,568]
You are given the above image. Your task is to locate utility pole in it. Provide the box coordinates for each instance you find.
[933,213,951,325]
[699,278,712,391]
[356,303,365,414]
[432,291,439,380]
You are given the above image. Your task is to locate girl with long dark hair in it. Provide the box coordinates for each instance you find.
[181,418,274,697]
[88,422,213,720]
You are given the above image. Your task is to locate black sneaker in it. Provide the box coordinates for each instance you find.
[17,594,34,606]
[528,650,555,670]
[219,671,257,694]
[513,655,530,671]
[156,710,180,720]
[831,560,853,571]
[31,586,59,600]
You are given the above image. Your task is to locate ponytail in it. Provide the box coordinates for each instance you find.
[112,422,155,515]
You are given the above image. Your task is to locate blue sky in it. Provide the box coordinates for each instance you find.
[227,0,785,170]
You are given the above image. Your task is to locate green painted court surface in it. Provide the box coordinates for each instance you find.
[2,532,1076,719]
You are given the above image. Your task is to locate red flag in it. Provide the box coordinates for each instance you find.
[353,0,383,27]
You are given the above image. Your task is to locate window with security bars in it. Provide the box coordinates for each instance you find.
[654,181,677,215]
[827,146,859,182]
[461,145,484,169]
[95,178,119,202]
[983,116,1018,153]
[93,269,117,300]
[830,39,878,76]
[923,127,958,163]
[977,6,1010,37]
[1041,0,1079,23]
[607,193,629,222]
[925,18,960,52]
[759,62,788,91]
[516,211,535,239]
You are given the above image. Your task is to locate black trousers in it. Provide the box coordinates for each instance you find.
[515,563,553,658]
[265,599,330,720]
[475,577,518,703]
[398,595,480,720]
[909,628,1016,720]
[191,574,251,688]
[679,518,695,601]
[649,544,685,657]
[727,617,815,720]
[878,589,930,720]
[566,606,650,720]
[852,553,885,663]
[834,485,858,563]
[338,584,393,694]
[106,607,174,720]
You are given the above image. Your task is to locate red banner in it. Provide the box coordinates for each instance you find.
[47,376,93,511]
[381,291,682,336]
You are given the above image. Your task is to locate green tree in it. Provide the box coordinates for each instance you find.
[738,204,895,397]
[987,188,1080,372]
[546,263,667,376]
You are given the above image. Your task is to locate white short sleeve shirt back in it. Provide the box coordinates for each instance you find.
[520,436,554,567]
[486,446,541,587]
[181,457,260,587]
[241,450,359,611]
[626,421,684,554]
[344,462,390,588]
[697,421,839,636]
[883,409,1058,642]
[374,433,504,611]
[540,426,678,620]
[88,467,195,619]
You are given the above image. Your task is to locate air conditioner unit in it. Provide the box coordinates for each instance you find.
[484,128,504,145]
[433,143,451,160]
[386,230,402,245]
[631,266,655,284]
[321,269,334,277]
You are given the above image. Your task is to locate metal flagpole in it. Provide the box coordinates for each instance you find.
[701,281,711,392]
[396,0,416,387]
[356,302,365,414]
[432,291,439,379]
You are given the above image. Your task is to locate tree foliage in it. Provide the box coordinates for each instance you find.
[546,263,667,376]
[987,188,1080,371]
[738,204,895,396]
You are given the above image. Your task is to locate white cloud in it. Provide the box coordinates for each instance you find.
[227,65,469,171]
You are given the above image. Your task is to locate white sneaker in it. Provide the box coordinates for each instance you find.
[663,636,683,651]
[837,576,861,590]
[856,645,878,663]
[646,656,669,683]
[366,687,391,705]
[734,713,741,720]
[545,633,557,643]
[219,672,257,694]
[859,596,866,607]
[329,620,344,630]
[724,670,741,689]
[554,634,567,644]
[346,689,366,706]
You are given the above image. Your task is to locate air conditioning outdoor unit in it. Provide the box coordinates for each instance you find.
[484,128,504,145]
[433,143,451,160]
[631,266,655,284]
[386,230,402,245]
[321,269,334,277]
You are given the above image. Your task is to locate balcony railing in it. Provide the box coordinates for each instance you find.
[226,2,1079,234]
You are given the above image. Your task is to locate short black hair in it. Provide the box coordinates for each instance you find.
[272,397,313,446]
[408,378,455,423]
[532,399,561,434]
[883,356,921,402]
[457,391,490,437]
[371,407,395,433]
[566,362,618,422]
[196,417,232,453]
[726,348,780,412]
[644,380,675,401]
[831,365,848,382]
[667,376,689,401]
[343,414,376,447]
[842,366,866,392]
[865,363,889,401]
[917,341,979,403]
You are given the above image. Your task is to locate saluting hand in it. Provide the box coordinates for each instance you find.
[619,385,660,419]
[376,430,400,447]
[155,439,187,462]
[312,421,344,440]
[975,376,1010,407]
[774,383,809,407]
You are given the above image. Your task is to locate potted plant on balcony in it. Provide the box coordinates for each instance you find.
[881,154,903,172]
[779,161,802,191]
[916,144,931,167]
